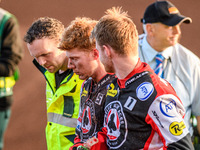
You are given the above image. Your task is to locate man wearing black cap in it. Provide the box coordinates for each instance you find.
[139,0,200,147]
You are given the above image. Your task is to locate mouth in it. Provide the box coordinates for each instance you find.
[44,63,50,68]
[170,35,179,41]
[45,66,52,70]
[74,72,80,75]
[44,65,55,72]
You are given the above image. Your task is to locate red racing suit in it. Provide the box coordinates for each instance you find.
[93,59,194,150]
[73,74,116,150]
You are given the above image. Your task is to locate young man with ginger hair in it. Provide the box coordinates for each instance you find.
[59,17,115,150]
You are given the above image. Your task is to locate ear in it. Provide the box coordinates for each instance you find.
[102,45,112,58]
[92,48,99,60]
[146,24,154,35]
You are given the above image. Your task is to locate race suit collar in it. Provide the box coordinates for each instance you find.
[117,59,144,88]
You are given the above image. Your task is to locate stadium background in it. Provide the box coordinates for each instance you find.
[1,0,199,149]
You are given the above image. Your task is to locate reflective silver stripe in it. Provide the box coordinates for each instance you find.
[47,113,77,128]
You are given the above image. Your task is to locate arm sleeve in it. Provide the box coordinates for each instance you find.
[191,58,200,116]
[167,133,194,150]
[74,85,84,142]
[90,127,108,150]
[71,128,108,150]
[146,94,194,149]
[0,16,23,76]
[74,135,81,144]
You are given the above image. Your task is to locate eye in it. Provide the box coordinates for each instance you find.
[165,26,172,30]
[71,57,78,61]
[43,53,50,57]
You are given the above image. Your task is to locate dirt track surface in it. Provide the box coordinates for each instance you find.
[1,0,199,149]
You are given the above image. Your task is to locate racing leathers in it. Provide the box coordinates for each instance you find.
[73,73,115,149]
[93,59,194,150]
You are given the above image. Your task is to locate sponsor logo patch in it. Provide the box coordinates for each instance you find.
[152,111,164,128]
[160,99,176,118]
[125,71,148,86]
[168,7,179,14]
[104,101,127,149]
[81,106,92,134]
[136,82,154,101]
[81,87,88,97]
[107,83,118,97]
[81,99,96,141]
[97,75,111,88]
[169,121,186,136]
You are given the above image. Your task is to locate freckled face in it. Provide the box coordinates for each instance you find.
[66,48,98,80]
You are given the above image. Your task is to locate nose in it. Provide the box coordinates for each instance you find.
[68,59,75,69]
[172,25,181,35]
[37,57,46,66]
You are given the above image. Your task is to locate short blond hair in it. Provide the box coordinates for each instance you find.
[59,17,97,51]
[91,7,138,56]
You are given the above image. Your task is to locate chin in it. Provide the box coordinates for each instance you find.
[47,68,57,73]
[105,66,114,73]
[78,75,87,80]
[47,69,54,73]
[169,39,179,46]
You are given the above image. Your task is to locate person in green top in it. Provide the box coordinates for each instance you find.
[24,17,83,150]
[0,8,23,150]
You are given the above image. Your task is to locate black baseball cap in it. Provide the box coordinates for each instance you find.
[141,1,192,26]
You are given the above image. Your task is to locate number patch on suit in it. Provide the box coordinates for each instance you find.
[124,96,137,111]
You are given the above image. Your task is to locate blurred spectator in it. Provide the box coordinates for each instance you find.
[0,8,23,150]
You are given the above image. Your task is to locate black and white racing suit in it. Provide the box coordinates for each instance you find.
[75,73,115,148]
[99,59,193,150]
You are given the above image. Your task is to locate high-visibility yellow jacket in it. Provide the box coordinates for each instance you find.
[34,60,83,150]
